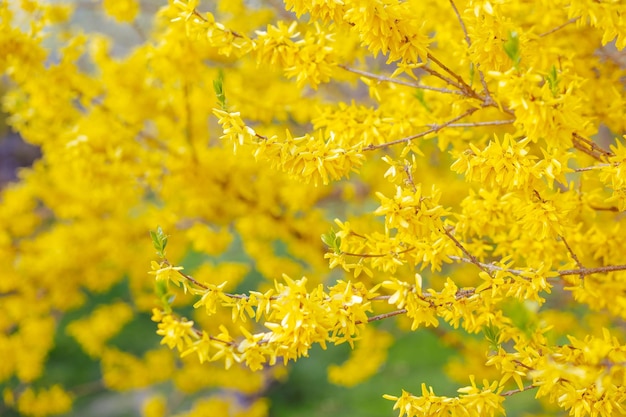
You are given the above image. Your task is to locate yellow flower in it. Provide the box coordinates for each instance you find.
[102,0,139,23]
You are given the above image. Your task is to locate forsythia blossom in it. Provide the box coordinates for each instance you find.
[2,1,626,417]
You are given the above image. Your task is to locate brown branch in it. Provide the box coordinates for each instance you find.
[455,288,476,300]
[500,385,537,397]
[191,9,244,38]
[448,256,526,275]
[403,163,418,192]
[362,309,408,324]
[559,235,584,270]
[165,262,207,290]
[573,140,604,161]
[573,164,610,172]
[513,360,535,371]
[539,17,580,38]
[427,53,483,101]
[572,133,613,162]
[341,247,416,258]
[421,65,464,91]
[369,295,392,301]
[449,255,626,278]
[339,65,464,95]
[448,0,492,104]
[164,259,251,299]
[131,21,147,42]
[190,325,237,346]
[426,120,513,128]
[588,205,620,212]
[449,0,472,54]
[442,228,490,275]
[558,264,626,276]
[364,107,479,151]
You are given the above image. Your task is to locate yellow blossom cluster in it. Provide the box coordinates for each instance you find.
[150,268,374,370]
[2,0,626,417]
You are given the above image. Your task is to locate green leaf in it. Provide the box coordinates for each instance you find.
[321,229,342,253]
[155,279,168,298]
[213,69,227,110]
[150,226,168,258]
[321,231,332,247]
[503,31,521,67]
[155,280,173,314]
[483,323,501,351]
[546,65,559,97]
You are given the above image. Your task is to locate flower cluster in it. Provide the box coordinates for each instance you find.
[150,268,375,371]
[3,0,626,417]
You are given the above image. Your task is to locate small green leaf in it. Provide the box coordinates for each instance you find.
[546,65,559,97]
[321,231,334,248]
[213,69,227,110]
[150,226,168,258]
[483,323,501,351]
[155,280,173,314]
[155,279,169,298]
[321,229,342,253]
[503,31,521,67]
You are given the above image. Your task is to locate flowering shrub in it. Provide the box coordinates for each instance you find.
[1,0,626,416]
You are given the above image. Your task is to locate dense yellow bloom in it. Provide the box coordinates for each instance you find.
[16,385,73,417]
[383,378,504,417]
[102,0,139,22]
[2,0,626,417]
[66,302,134,358]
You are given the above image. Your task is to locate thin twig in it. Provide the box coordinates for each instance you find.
[449,255,626,277]
[588,205,619,212]
[362,309,408,323]
[190,326,237,346]
[559,235,584,270]
[448,0,492,104]
[448,256,526,275]
[572,133,613,162]
[404,163,418,192]
[442,229,490,275]
[539,17,580,38]
[131,21,147,42]
[573,141,604,161]
[191,9,244,38]
[449,0,472,52]
[339,65,464,95]
[559,264,626,276]
[513,360,535,371]
[427,53,482,101]
[341,247,416,258]
[369,295,392,301]
[426,120,513,128]
[421,65,464,91]
[0,291,17,298]
[364,107,479,151]
[164,259,250,299]
[501,385,537,397]
[573,164,610,172]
